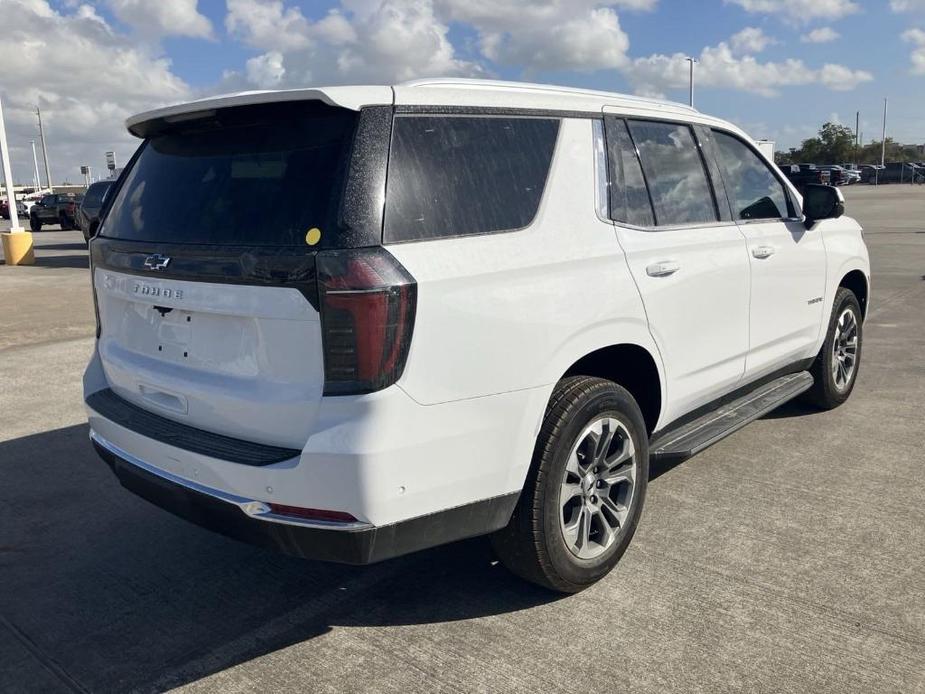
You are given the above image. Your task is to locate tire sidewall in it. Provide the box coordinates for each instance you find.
[538,385,649,589]
[819,290,863,405]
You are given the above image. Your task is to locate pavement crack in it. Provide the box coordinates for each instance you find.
[0,613,90,694]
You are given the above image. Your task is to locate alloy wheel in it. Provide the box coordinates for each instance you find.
[558,416,637,560]
[832,307,859,391]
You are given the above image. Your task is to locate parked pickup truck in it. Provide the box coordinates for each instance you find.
[29,192,83,231]
[784,164,831,192]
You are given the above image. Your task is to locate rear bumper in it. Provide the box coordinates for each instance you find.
[92,431,519,564]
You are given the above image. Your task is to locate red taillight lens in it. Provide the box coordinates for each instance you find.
[317,247,416,396]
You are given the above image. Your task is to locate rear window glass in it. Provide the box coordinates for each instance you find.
[384,115,559,243]
[627,120,717,227]
[102,102,358,247]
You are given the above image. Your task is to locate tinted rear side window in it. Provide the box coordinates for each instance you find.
[712,131,790,220]
[604,117,654,227]
[627,120,717,226]
[384,116,559,243]
[102,102,358,247]
[83,182,111,207]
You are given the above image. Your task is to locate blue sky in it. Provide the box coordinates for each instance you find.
[3,0,925,183]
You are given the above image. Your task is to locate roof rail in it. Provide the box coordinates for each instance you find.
[400,78,698,113]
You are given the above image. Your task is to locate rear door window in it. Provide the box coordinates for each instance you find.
[604,117,655,227]
[627,120,718,227]
[384,115,559,243]
[712,131,791,220]
[102,102,358,247]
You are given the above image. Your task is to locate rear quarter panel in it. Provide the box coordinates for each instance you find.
[386,117,662,409]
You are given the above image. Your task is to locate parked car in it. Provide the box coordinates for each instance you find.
[0,198,28,220]
[859,165,883,184]
[784,163,830,191]
[84,80,870,592]
[77,180,114,242]
[875,162,924,184]
[816,165,849,185]
[29,192,84,231]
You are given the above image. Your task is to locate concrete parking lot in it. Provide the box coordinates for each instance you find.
[1,185,923,693]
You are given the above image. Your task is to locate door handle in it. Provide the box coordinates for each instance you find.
[646,260,680,277]
[752,245,776,259]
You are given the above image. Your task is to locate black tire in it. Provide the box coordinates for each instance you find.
[491,376,649,593]
[804,287,863,410]
[59,215,73,231]
[30,215,41,233]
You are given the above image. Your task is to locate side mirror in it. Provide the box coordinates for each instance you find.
[802,184,844,230]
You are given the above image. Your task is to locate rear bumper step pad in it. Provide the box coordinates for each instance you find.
[86,388,301,466]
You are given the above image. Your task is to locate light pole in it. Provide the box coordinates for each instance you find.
[880,97,888,168]
[36,104,52,192]
[686,57,697,108]
[1,95,35,265]
[30,139,42,189]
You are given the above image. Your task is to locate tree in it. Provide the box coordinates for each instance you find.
[777,121,924,165]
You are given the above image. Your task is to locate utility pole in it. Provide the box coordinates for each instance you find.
[880,97,888,168]
[30,140,42,189]
[686,57,697,108]
[855,111,860,163]
[36,105,52,192]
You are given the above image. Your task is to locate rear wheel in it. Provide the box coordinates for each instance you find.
[491,376,648,593]
[59,214,73,231]
[30,215,41,232]
[805,287,863,410]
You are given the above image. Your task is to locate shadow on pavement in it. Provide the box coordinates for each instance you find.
[35,242,88,252]
[0,424,560,692]
[33,255,89,269]
[760,398,821,420]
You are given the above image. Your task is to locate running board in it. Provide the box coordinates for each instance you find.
[650,371,814,463]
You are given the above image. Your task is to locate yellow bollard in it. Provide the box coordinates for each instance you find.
[1,231,35,266]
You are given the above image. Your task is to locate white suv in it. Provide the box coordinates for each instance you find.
[84,79,869,592]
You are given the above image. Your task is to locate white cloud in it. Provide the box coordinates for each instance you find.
[902,28,925,74]
[245,51,286,87]
[0,0,191,184]
[801,27,840,43]
[725,0,860,22]
[106,0,213,40]
[435,0,654,72]
[225,0,312,51]
[222,0,483,89]
[730,27,777,54]
[624,31,872,98]
[479,7,631,71]
[891,0,925,11]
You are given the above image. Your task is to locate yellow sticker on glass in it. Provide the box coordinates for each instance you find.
[305,227,322,246]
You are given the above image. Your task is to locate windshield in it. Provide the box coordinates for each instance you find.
[102,101,359,247]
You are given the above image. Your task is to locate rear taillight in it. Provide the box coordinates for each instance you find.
[317,247,416,396]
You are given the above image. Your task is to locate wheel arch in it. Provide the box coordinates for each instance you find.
[838,269,868,319]
[560,343,663,436]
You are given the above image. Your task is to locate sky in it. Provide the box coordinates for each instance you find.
[1,0,924,185]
